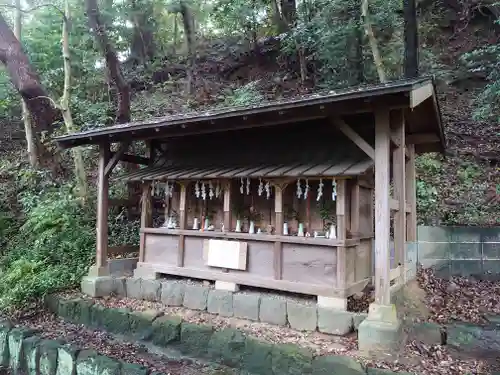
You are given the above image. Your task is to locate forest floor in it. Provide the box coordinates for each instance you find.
[16,268,498,375]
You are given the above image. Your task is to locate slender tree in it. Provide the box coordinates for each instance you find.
[0,13,59,131]
[404,0,419,78]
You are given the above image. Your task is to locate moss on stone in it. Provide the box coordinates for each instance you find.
[0,320,13,367]
[207,328,246,368]
[151,316,182,347]
[241,337,274,375]
[100,308,131,334]
[271,343,313,375]
[128,309,161,340]
[312,355,366,375]
[120,361,149,375]
[39,340,61,375]
[95,355,121,375]
[366,367,414,375]
[22,336,41,375]
[179,323,214,358]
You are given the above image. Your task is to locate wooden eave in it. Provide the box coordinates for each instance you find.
[54,77,446,154]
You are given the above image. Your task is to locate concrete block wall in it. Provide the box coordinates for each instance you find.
[81,277,368,336]
[45,295,411,375]
[417,226,500,279]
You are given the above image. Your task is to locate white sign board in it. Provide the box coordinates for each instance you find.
[205,239,248,270]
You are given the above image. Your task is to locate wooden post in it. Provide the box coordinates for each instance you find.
[274,185,284,280]
[139,181,153,262]
[177,183,187,267]
[223,181,232,231]
[406,144,417,242]
[96,143,110,274]
[374,109,391,306]
[392,111,406,282]
[336,179,347,290]
[350,179,360,238]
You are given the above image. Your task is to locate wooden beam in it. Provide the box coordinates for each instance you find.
[96,143,111,271]
[336,179,348,290]
[177,183,187,267]
[274,185,284,280]
[110,152,151,165]
[406,132,439,145]
[392,110,406,281]
[223,181,232,231]
[406,144,417,241]
[350,180,360,238]
[374,109,391,306]
[410,82,433,108]
[139,182,153,262]
[332,118,375,160]
[389,199,411,213]
[105,142,130,177]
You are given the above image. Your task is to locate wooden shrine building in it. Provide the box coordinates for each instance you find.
[56,77,445,349]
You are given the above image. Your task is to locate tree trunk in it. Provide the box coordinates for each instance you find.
[404,0,419,78]
[361,0,387,82]
[180,0,195,95]
[86,0,131,124]
[0,13,58,132]
[61,0,88,198]
[14,0,38,167]
[350,1,364,84]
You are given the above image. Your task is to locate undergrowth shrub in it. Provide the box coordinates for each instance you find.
[0,181,140,313]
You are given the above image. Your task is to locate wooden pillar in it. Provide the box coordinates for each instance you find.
[274,185,284,280]
[406,144,417,242]
[139,181,153,262]
[392,111,406,281]
[374,109,391,306]
[223,181,232,231]
[96,143,110,274]
[177,183,187,267]
[336,179,347,290]
[350,179,360,238]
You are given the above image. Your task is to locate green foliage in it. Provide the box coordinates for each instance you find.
[461,19,500,123]
[222,81,264,106]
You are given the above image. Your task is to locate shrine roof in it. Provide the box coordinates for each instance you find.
[116,121,374,181]
[55,76,445,154]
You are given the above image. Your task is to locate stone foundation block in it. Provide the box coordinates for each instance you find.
[358,304,402,354]
[56,345,79,375]
[241,338,273,375]
[57,299,80,323]
[271,343,313,375]
[317,308,353,335]
[367,368,413,375]
[179,323,214,358]
[141,279,161,301]
[0,320,13,367]
[125,278,142,300]
[22,336,41,375]
[287,301,317,331]
[312,355,366,375]
[95,355,121,375]
[100,308,131,333]
[75,349,99,375]
[151,316,182,347]
[353,312,368,331]
[160,281,185,306]
[233,293,260,321]
[8,328,36,373]
[207,328,246,368]
[120,361,149,375]
[207,290,234,317]
[259,296,287,326]
[39,340,61,375]
[183,285,209,311]
[81,276,114,298]
[128,309,162,340]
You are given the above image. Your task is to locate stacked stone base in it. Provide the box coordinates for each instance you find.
[45,295,413,375]
[82,276,368,336]
[0,320,157,375]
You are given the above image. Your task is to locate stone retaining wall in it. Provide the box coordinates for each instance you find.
[46,295,413,375]
[82,277,368,336]
[0,320,161,375]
